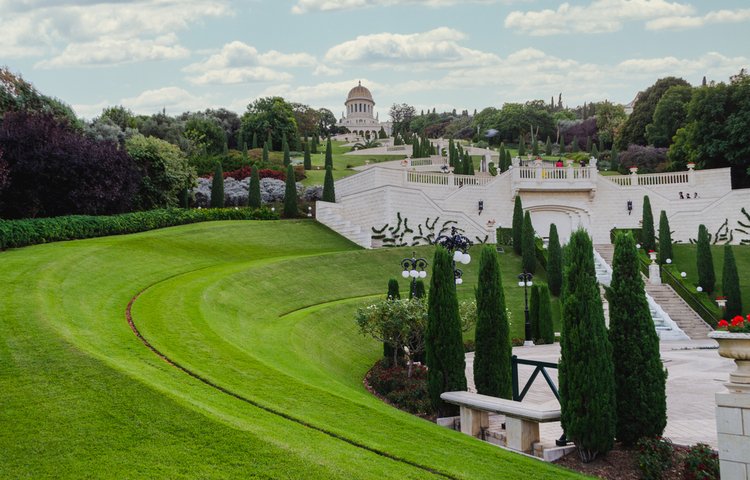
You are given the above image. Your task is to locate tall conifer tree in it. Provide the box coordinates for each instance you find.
[322,165,335,202]
[266,131,273,151]
[641,195,656,252]
[262,142,269,163]
[303,140,312,170]
[210,163,224,208]
[547,224,563,296]
[325,137,333,169]
[512,196,523,255]
[658,210,673,264]
[522,211,536,274]
[251,132,258,149]
[608,232,667,445]
[559,229,615,462]
[283,164,297,217]
[697,224,715,294]
[248,165,261,209]
[426,246,467,416]
[518,133,526,156]
[545,136,552,156]
[529,285,541,342]
[282,133,290,166]
[722,245,742,317]
[473,245,512,398]
[537,285,554,344]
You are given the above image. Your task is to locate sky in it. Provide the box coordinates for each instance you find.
[2,0,749,120]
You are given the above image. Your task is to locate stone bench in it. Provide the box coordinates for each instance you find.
[441,391,561,453]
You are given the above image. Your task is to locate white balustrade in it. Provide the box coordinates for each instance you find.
[406,171,449,186]
[604,171,691,187]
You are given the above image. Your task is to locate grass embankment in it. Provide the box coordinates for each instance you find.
[0,221,579,479]
[300,140,405,186]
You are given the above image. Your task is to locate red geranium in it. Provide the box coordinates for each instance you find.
[731,315,745,327]
[717,319,729,328]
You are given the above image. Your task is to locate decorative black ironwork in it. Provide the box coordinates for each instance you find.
[518,271,534,344]
[435,226,472,285]
[400,252,428,298]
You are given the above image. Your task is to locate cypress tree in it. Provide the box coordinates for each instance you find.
[413,279,426,299]
[303,140,312,170]
[559,229,616,463]
[266,131,273,151]
[241,140,248,167]
[512,195,523,255]
[262,142,269,163]
[210,163,225,208]
[498,143,506,172]
[466,153,475,175]
[522,210,536,274]
[518,133,526,156]
[697,224,715,294]
[545,136,552,156]
[179,187,189,208]
[532,132,539,156]
[585,136,592,153]
[529,284,541,342]
[251,132,258,149]
[591,143,599,160]
[505,149,511,170]
[722,245,742,317]
[325,137,333,168]
[426,246,467,416]
[572,135,579,152]
[608,232,667,445]
[559,139,566,156]
[322,165,335,202]
[283,164,297,217]
[311,135,319,154]
[537,285,554,345]
[282,133,290,166]
[658,210,673,264]
[641,195,656,253]
[610,147,619,171]
[473,245,512,398]
[384,279,401,364]
[248,164,261,209]
[547,224,563,296]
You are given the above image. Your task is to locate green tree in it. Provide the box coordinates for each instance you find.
[529,285,541,341]
[210,162,224,208]
[572,135,579,152]
[388,278,401,300]
[608,232,667,445]
[282,133,290,166]
[413,279,426,299]
[505,149,511,171]
[238,97,298,153]
[498,143,506,172]
[322,165,335,202]
[240,140,248,167]
[559,229,616,462]
[384,278,402,364]
[262,141,269,163]
[537,285,554,344]
[179,188,189,208]
[585,136,592,153]
[547,224,563,297]
[325,137,333,169]
[248,164,261,209]
[283,164,297,217]
[303,140,312,170]
[266,131,273,151]
[617,76,690,149]
[518,133,526,156]
[610,147,620,171]
[658,210,673,264]
[473,245,512,398]
[512,196,524,255]
[696,224,716,294]
[646,85,693,148]
[311,135,319,154]
[251,132,258,149]
[532,131,539,156]
[722,245,743,317]
[521,211,536,274]
[426,246,467,416]
[641,195,656,252]
[545,136,552,156]
[184,114,227,156]
[591,143,599,160]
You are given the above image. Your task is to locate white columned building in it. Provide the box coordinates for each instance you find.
[336,81,392,139]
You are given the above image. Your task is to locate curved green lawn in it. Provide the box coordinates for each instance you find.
[0,220,585,479]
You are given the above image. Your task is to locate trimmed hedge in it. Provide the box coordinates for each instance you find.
[0,207,278,250]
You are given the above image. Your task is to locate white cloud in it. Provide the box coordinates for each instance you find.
[184,41,314,85]
[313,65,343,76]
[0,0,231,63]
[615,52,748,79]
[120,86,215,114]
[645,8,750,31]
[505,0,694,35]
[291,0,508,14]
[36,34,189,68]
[324,27,498,69]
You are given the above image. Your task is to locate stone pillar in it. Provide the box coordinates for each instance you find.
[648,263,662,285]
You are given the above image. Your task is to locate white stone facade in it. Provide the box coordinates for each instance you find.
[336,82,392,139]
[317,156,750,248]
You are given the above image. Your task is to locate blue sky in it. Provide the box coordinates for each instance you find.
[2,0,748,120]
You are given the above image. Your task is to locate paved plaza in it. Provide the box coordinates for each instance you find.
[465,339,734,448]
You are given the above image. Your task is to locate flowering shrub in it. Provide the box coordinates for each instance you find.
[682,443,719,480]
[716,314,750,333]
[637,436,674,480]
[366,359,432,415]
[220,166,286,181]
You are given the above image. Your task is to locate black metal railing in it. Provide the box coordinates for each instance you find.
[511,355,560,402]
[659,266,719,328]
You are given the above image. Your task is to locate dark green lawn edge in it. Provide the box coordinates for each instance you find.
[126,280,459,480]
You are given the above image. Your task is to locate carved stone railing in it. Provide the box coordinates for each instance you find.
[606,170,693,187]
[405,171,495,187]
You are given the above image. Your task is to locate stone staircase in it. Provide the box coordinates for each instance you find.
[315,203,371,248]
[594,244,712,340]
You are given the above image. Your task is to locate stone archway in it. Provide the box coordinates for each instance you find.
[525,204,592,244]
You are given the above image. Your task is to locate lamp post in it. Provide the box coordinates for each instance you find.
[401,252,428,298]
[436,226,472,285]
[518,271,534,346]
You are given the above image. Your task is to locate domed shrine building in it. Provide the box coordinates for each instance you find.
[336,81,392,139]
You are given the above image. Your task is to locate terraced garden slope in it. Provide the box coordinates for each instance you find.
[0,220,584,479]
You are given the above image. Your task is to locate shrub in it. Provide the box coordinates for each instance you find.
[658,210,673,265]
[536,285,554,344]
[210,163,225,208]
[0,207,278,250]
[642,195,656,252]
[620,144,669,173]
[521,211,536,273]
[322,165,335,202]
[366,359,432,415]
[682,443,719,480]
[283,164,297,217]
[547,224,563,296]
[636,436,674,480]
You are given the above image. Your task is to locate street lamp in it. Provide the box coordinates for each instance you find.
[400,252,428,298]
[518,271,534,346]
[436,226,472,285]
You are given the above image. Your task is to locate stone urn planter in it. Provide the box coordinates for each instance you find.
[629,166,638,174]
[709,331,750,392]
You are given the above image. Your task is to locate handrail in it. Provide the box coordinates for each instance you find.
[511,355,559,402]
[660,266,719,328]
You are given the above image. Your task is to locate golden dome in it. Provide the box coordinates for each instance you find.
[346,81,373,102]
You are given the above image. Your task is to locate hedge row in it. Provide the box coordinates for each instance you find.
[0,207,278,250]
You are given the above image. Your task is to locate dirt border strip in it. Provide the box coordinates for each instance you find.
[125,286,458,480]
